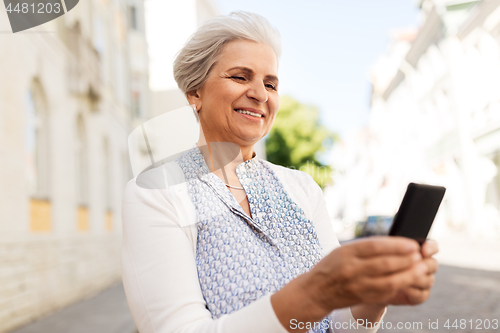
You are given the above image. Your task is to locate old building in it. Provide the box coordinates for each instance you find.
[329,0,500,240]
[0,0,149,331]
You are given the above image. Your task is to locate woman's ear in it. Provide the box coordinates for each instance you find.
[186,90,201,111]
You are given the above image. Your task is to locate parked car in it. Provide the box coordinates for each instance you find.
[354,215,394,238]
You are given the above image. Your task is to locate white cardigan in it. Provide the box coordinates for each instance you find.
[121,160,384,333]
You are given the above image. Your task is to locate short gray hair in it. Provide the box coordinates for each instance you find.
[173,11,281,96]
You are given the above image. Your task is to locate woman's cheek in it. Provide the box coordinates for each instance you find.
[269,110,278,123]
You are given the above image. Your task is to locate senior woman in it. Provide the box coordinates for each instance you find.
[121,12,438,333]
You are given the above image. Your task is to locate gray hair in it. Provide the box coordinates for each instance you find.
[173,11,281,96]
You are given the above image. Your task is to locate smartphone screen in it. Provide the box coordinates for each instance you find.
[388,183,446,245]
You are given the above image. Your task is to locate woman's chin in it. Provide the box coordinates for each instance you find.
[233,132,263,145]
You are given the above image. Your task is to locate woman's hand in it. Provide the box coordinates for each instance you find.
[302,236,429,317]
[271,236,438,332]
[373,239,439,306]
[349,239,439,328]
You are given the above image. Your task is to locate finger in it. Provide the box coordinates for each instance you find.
[359,252,422,277]
[355,265,426,302]
[401,287,431,305]
[421,239,439,258]
[424,258,439,274]
[409,270,435,289]
[423,257,439,275]
[349,236,420,258]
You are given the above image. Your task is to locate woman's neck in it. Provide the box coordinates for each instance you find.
[196,128,256,193]
[196,129,255,174]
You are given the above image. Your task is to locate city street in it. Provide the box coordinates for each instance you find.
[9,264,499,333]
[10,283,136,333]
[379,265,500,333]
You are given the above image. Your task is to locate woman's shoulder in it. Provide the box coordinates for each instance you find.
[123,160,189,210]
[122,160,198,239]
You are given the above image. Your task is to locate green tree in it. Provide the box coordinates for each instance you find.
[265,95,337,188]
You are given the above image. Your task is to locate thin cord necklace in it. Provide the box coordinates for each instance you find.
[221,151,256,191]
[224,183,245,190]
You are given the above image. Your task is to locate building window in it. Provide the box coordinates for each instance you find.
[25,79,51,232]
[486,152,500,210]
[123,150,132,185]
[25,80,50,198]
[129,5,138,30]
[103,137,113,231]
[131,74,142,118]
[132,90,141,118]
[75,115,89,231]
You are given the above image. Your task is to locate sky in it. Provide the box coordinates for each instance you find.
[214,0,420,139]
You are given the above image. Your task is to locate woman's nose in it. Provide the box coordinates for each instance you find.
[246,81,268,103]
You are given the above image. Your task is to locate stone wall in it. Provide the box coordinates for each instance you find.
[0,235,122,333]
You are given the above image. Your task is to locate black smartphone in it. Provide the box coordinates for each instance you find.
[388,183,446,245]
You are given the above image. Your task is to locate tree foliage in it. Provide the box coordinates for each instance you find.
[265,95,337,188]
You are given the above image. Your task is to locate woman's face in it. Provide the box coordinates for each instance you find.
[188,39,280,149]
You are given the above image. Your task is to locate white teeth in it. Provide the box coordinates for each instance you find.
[235,109,262,118]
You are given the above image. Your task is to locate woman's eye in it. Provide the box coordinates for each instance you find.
[265,83,277,91]
[231,76,246,81]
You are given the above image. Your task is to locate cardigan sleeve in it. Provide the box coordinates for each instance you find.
[121,179,288,333]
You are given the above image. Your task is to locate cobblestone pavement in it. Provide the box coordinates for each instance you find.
[378,264,500,333]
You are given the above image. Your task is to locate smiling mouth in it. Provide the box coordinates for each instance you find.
[234,109,263,118]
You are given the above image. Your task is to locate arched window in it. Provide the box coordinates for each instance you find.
[25,79,51,232]
[75,114,89,231]
[25,79,50,197]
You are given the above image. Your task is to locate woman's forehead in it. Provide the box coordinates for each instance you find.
[216,40,278,74]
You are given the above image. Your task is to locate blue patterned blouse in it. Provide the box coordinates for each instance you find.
[176,147,330,332]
